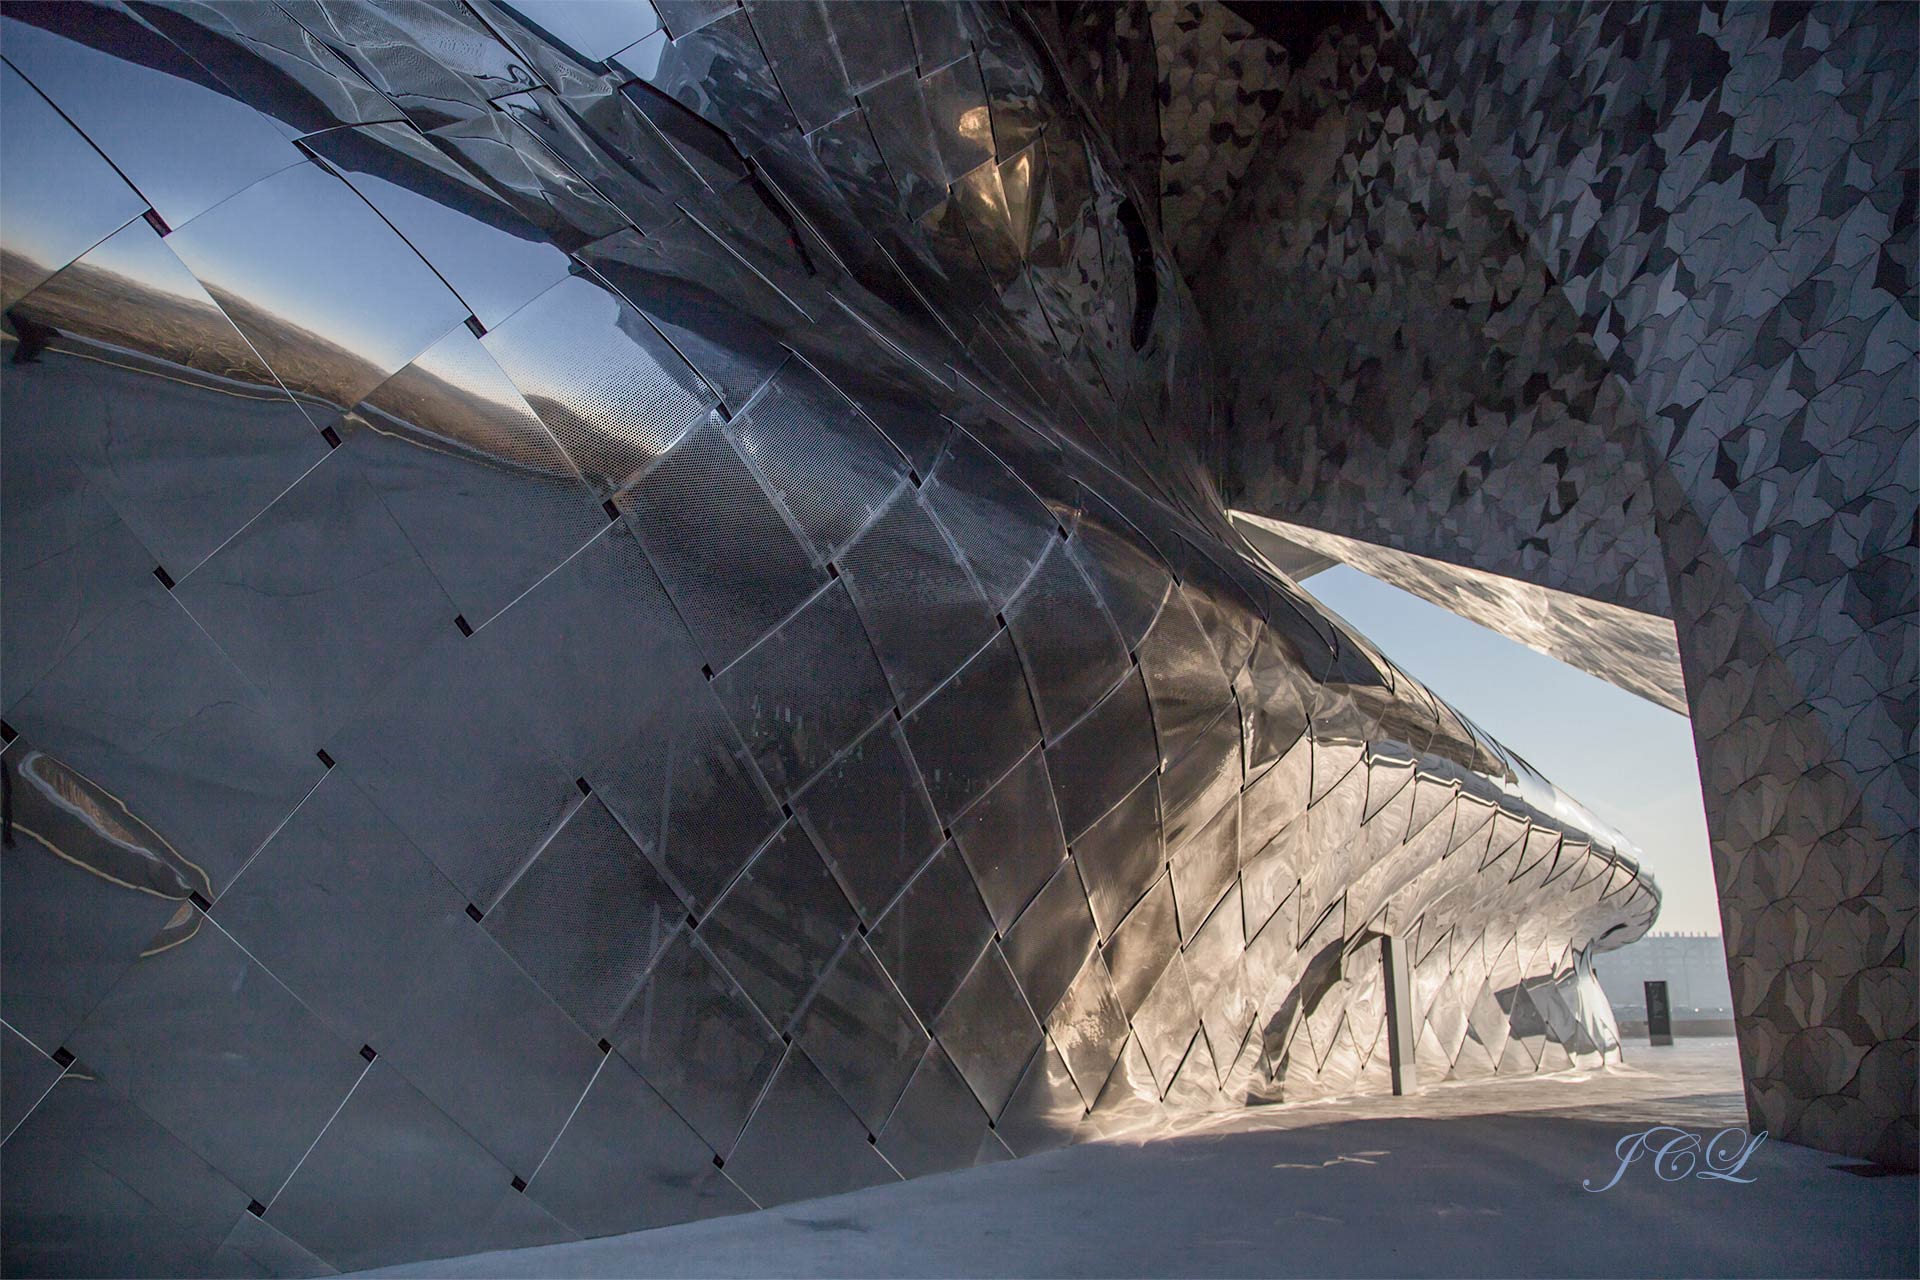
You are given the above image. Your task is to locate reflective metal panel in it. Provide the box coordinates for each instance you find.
[305,122,572,332]
[207,1209,337,1280]
[129,0,400,140]
[714,581,894,796]
[1,1021,62,1145]
[1,1065,254,1279]
[263,1062,576,1273]
[215,771,602,1176]
[868,842,995,1024]
[1,6,303,229]
[174,451,458,752]
[934,944,1043,1119]
[164,162,467,417]
[0,418,151,713]
[593,679,784,916]
[620,418,827,669]
[0,1,1691,1267]
[996,1040,1085,1157]
[721,1046,898,1208]
[1103,874,1181,1020]
[64,910,365,1202]
[7,216,328,577]
[0,60,145,309]
[331,626,582,908]
[7,587,324,894]
[0,741,193,1053]
[579,222,792,410]
[342,322,605,627]
[921,428,1056,609]
[721,354,908,564]
[524,1050,752,1239]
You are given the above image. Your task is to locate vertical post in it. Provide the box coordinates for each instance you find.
[1382,934,1418,1096]
[1644,979,1673,1046]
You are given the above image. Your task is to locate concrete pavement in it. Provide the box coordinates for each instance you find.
[356,1039,1915,1278]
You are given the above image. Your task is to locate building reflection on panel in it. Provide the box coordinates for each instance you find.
[0,0,1903,1274]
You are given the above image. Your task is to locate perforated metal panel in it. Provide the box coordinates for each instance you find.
[794,940,930,1133]
[903,632,1044,830]
[950,743,1070,932]
[609,931,784,1157]
[525,1051,751,1239]
[794,717,943,922]
[922,429,1058,608]
[1004,541,1132,739]
[877,1042,994,1178]
[935,944,1044,1119]
[714,581,894,796]
[484,275,715,495]
[840,486,998,708]
[869,842,996,1024]
[723,358,908,562]
[701,822,858,1028]
[1046,670,1161,842]
[1002,859,1100,1020]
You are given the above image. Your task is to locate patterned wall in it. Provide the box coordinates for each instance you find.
[1161,0,1915,1166]
[1385,0,1916,1170]
[1191,2,1672,621]
[0,2,1658,1274]
[1149,0,1290,279]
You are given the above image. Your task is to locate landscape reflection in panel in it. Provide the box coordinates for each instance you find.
[0,2,1657,1274]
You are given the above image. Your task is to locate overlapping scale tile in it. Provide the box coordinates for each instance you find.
[0,2,1688,1272]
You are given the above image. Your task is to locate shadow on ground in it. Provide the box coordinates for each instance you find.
[359,1042,1915,1278]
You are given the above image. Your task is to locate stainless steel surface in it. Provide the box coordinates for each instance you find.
[1,2,1710,1271]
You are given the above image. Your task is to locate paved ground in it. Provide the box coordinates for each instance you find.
[360,1039,1916,1278]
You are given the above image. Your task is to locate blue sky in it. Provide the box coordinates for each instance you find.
[1299,566,1721,936]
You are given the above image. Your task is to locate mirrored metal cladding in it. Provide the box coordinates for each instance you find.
[2,1,1677,1273]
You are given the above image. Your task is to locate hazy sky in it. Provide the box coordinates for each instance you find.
[1298,566,1722,936]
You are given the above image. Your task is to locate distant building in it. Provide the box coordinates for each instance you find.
[1595,933,1734,1018]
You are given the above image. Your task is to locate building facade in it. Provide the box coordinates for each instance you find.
[1137,0,1913,1169]
[0,0,1906,1274]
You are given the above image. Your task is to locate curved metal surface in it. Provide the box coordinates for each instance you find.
[1,2,1657,1273]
